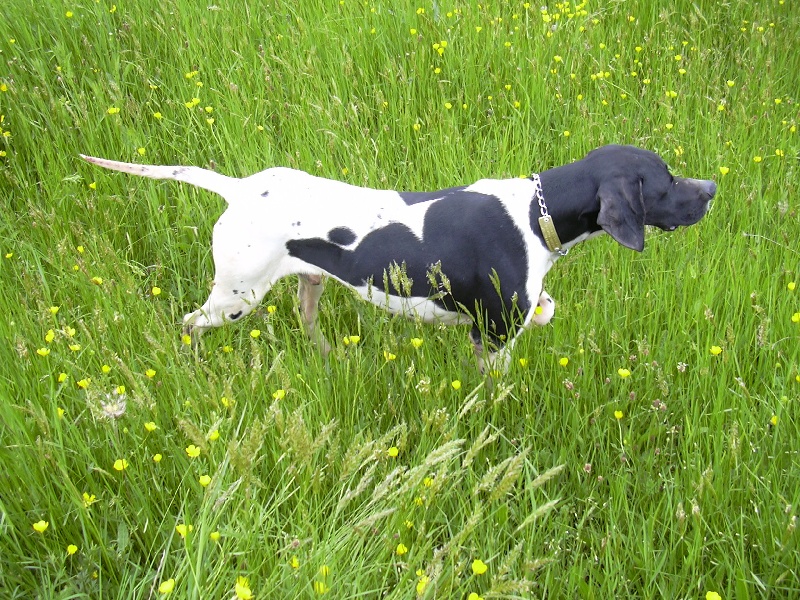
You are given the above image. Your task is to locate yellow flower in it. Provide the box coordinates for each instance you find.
[152,286,162,296]
[49,306,60,315]
[58,373,67,383]
[82,492,96,507]
[791,312,799,323]
[614,410,624,420]
[145,369,156,378]
[416,574,429,594]
[65,11,74,18]
[107,107,120,115]
[273,389,286,400]
[410,28,417,35]
[267,304,277,314]
[153,112,163,119]
[468,594,484,600]
[563,130,570,137]
[770,415,778,426]
[710,345,723,356]
[101,364,112,373]
[410,337,423,349]
[790,281,797,291]
[69,344,81,352]
[719,166,730,176]
[290,555,300,568]
[67,544,78,555]
[36,347,51,357]
[175,524,192,538]
[222,345,233,353]
[387,446,399,458]
[209,430,220,441]
[384,350,396,361]
[396,543,408,555]
[137,147,146,156]
[412,123,421,132]
[346,335,360,345]
[471,559,488,575]
[181,334,192,345]
[153,453,163,463]
[518,357,528,367]
[199,474,212,487]
[451,380,462,390]
[753,156,762,163]
[45,328,55,342]
[77,378,91,389]
[186,445,201,458]
[617,368,631,378]
[706,593,722,600]
[313,581,329,594]
[158,579,175,594]
[559,357,569,367]
[250,329,261,338]
[91,276,103,285]
[33,520,49,533]
[113,458,128,471]
[145,422,158,432]
[210,531,221,541]
[235,576,254,599]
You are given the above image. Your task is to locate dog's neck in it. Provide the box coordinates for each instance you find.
[532,161,604,250]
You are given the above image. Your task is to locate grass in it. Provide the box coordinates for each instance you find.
[0,0,798,598]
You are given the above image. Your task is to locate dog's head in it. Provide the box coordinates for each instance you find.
[588,145,716,252]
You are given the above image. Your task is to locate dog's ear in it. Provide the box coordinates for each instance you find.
[596,176,645,252]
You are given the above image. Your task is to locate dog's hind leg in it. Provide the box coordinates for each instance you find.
[298,274,331,355]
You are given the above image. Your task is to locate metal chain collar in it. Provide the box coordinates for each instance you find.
[531,173,567,256]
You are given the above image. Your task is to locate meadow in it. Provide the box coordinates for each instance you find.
[0,0,798,597]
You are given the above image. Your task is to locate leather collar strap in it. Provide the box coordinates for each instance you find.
[531,173,566,255]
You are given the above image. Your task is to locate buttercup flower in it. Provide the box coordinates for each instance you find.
[471,559,488,575]
[67,544,78,555]
[396,543,408,555]
[113,459,128,471]
[710,345,723,356]
[33,520,49,533]
[235,576,254,599]
[185,445,201,458]
[618,368,631,378]
[158,579,175,594]
[199,475,212,487]
[387,446,399,458]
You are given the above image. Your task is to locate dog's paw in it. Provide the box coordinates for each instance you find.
[532,292,555,326]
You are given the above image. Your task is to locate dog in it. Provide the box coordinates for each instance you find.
[80,145,716,371]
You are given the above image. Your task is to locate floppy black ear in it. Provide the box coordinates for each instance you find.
[596,176,645,252]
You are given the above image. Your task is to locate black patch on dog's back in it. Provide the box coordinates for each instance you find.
[286,191,530,343]
[327,226,357,246]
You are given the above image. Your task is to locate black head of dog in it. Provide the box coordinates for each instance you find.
[585,145,716,251]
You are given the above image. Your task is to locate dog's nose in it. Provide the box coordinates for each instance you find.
[686,178,716,198]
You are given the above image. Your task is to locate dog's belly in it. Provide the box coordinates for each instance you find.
[352,285,472,325]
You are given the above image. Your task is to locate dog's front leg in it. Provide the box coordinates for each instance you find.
[298,274,331,355]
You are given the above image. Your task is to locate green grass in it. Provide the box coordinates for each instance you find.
[1,0,798,598]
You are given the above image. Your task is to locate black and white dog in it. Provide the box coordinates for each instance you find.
[81,145,716,370]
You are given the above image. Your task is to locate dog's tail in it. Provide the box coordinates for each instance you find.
[79,155,237,201]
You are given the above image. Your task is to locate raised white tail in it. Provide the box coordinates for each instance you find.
[80,155,237,202]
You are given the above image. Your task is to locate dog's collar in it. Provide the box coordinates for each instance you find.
[531,173,567,256]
